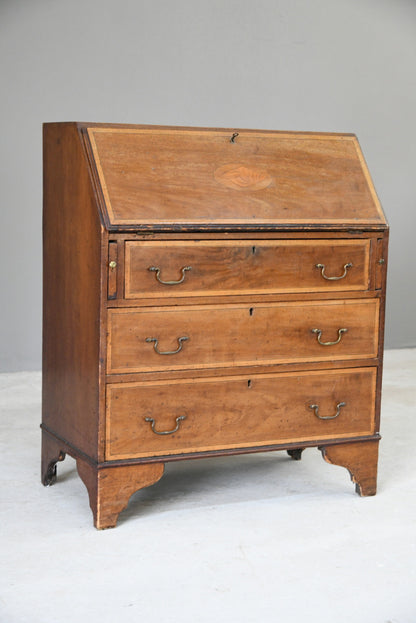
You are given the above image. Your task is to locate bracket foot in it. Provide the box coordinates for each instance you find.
[287,448,305,461]
[76,460,165,529]
[320,439,379,496]
[41,430,66,486]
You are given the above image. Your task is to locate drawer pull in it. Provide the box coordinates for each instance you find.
[316,262,352,280]
[145,336,189,355]
[309,402,346,420]
[149,265,192,285]
[311,327,348,346]
[144,415,186,435]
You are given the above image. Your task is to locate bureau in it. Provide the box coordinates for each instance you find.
[42,123,388,529]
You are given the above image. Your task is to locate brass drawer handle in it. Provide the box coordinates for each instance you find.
[311,327,348,346]
[316,262,352,280]
[149,266,192,285]
[145,336,189,355]
[145,415,186,435]
[309,402,346,420]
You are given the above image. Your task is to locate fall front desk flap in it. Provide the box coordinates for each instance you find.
[85,125,387,232]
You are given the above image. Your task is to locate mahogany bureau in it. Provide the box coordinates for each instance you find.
[42,123,388,529]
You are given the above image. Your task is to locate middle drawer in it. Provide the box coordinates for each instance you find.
[107,299,379,373]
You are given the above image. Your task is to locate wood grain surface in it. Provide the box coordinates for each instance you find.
[42,123,104,460]
[86,126,386,229]
[124,239,371,299]
[105,367,377,460]
[107,299,379,373]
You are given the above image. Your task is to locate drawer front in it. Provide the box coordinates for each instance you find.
[107,299,379,373]
[124,239,371,299]
[106,367,377,460]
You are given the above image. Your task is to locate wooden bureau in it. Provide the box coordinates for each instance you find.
[42,123,388,529]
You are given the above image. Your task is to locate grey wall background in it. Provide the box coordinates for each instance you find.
[1,0,415,371]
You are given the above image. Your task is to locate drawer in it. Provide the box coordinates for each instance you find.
[124,239,371,299]
[107,299,379,373]
[105,367,377,460]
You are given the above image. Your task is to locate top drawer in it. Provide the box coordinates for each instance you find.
[124,239,371,299]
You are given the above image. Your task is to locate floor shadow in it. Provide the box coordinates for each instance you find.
[121,450,318,522]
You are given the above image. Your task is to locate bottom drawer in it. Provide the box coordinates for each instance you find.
[105,367,377,460]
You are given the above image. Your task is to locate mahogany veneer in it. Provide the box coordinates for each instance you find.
[42,123,388,528]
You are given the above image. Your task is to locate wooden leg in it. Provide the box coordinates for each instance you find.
[76,460,165,529]
[320,440,379,496]
[41,430,66,486]
[287,448,305,461]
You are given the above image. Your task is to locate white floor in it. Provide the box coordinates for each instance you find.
[1,349,415,623]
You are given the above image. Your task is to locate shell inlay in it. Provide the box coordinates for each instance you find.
[214,164,273,191]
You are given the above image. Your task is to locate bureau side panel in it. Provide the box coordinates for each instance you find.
[42,123,103,460]
[374,229,389,432]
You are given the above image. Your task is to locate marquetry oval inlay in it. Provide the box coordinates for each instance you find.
[214,164,273,191]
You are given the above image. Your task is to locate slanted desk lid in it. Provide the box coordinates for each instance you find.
[85,125,387,232]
